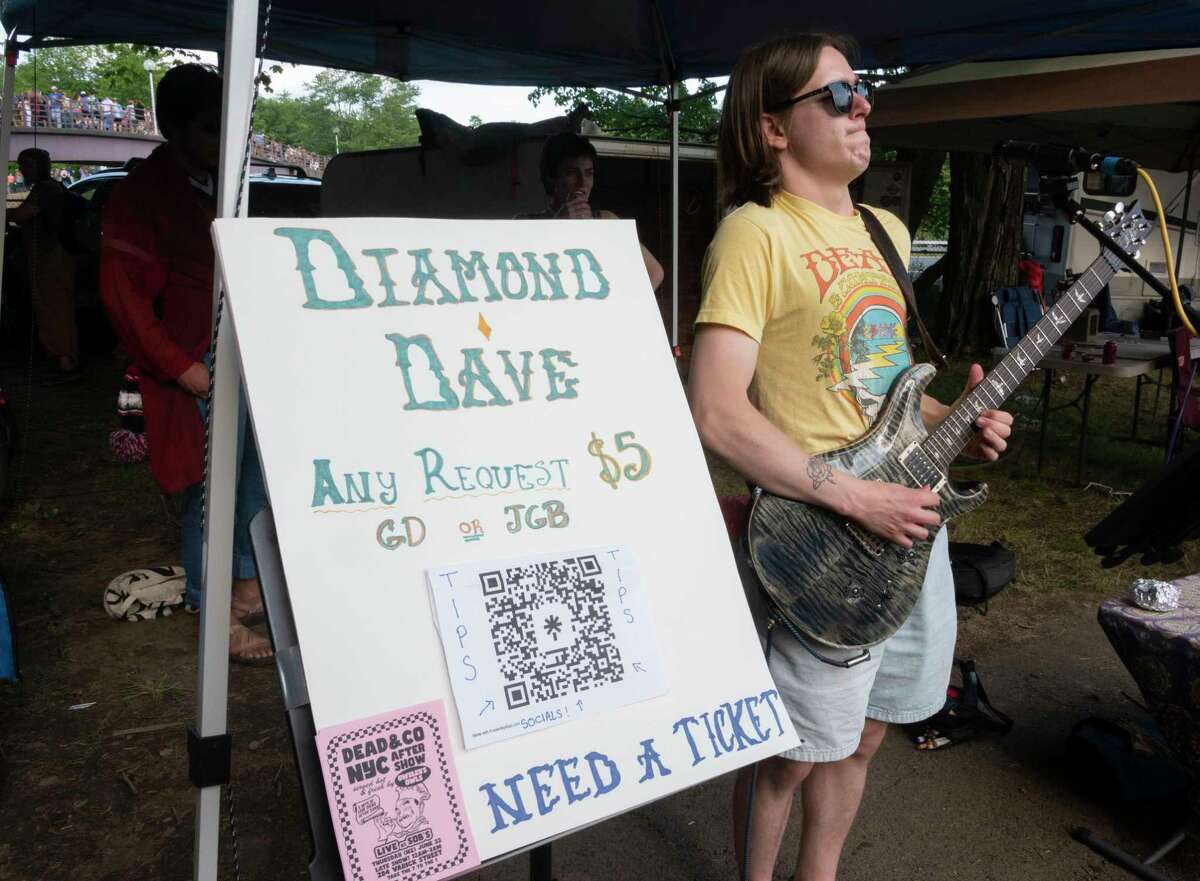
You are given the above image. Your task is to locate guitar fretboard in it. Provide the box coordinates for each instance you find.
[920,247,1122,470]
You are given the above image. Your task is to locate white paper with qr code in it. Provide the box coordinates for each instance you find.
[429,546,666,749]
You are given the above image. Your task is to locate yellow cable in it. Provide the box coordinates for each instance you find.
[1136,167,1197,336]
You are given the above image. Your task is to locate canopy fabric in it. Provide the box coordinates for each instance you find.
[7,0,1200,87]
[871,50,1200,171]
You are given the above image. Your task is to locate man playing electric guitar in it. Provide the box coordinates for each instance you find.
[687,35,1013,881]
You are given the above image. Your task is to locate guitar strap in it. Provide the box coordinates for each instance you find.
[857,205,948,370]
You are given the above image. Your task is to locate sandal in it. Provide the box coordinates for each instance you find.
[231,600,266,627]
[229,621,274,667]
[231,581,267,626]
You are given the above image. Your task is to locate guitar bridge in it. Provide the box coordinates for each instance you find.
[846,521,885,557]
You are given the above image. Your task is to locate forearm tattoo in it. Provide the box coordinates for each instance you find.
[807,457,835,490]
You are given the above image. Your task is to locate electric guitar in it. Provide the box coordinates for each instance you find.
[747,202,1150,651]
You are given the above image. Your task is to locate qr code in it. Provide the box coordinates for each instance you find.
[481,554,624,710]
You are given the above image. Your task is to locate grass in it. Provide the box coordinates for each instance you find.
[706,359,1200,597]
[122,674,188,704]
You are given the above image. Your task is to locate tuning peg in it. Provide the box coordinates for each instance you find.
[1104,210,1116,224]
[1133,250,1141,259]
[1115,201,1126,214]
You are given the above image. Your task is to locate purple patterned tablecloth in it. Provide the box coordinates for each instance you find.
[1099,574,1200,802]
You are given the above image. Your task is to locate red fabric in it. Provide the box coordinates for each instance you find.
[718,494,751,542]
[1018,258,1044,296]
[100,145,215,493]
[1172,326,1200,429]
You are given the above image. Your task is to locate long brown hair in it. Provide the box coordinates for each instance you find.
[717,34,857,212]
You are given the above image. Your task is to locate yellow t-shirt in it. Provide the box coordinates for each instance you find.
[696,191,913,454]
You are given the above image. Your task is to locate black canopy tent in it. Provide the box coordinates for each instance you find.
[6,2,1200,879]
[10,0,1200,85]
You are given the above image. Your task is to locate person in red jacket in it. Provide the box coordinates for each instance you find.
[100,64,271,664]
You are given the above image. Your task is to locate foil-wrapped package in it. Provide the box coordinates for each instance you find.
[1129,578,1180,612]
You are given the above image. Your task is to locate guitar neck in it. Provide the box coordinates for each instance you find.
[922,248,1120,470]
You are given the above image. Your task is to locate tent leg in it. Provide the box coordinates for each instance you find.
[0,38,18,323]
[669,80,680,354]
[1175,161,1194,276]
[192,0,260,879]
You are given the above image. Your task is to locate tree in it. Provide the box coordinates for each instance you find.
[907,152,949,240]
[527,81,722,143]
[255,71,420,156]
[15,44,177,104]
[935,153,1024,354]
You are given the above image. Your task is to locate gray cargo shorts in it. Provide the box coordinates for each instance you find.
[736,526,956,763]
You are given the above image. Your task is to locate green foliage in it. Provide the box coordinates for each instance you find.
[15,44,177,104]
[916,159,950,240]
[527,80,722,143]
[255,70,420,156]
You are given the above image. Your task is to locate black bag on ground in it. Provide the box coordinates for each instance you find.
[949,541,1016,606]
[1064,717,1190,804]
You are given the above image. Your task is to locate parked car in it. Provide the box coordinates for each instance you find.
[68,157,322,219]
[66,159,321,351]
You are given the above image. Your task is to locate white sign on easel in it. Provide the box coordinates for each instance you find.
[213,217,797,881]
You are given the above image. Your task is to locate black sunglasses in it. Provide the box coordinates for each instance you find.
[768,80,873,115]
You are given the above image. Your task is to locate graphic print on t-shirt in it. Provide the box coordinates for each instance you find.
[811,278,911,426]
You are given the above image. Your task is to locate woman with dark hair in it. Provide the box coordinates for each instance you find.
[525,131,664,290]
[10,147,79,383]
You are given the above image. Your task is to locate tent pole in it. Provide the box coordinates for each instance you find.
[192,0,259,878]
[669,79,680,353]
[0,38,17,326]
[1176,159,1194,278]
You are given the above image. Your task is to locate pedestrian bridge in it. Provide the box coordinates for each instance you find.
[8,124,164,164]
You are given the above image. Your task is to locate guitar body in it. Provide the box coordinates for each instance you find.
[747,363,987,649]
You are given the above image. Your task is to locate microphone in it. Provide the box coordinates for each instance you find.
[994,140,1137,175]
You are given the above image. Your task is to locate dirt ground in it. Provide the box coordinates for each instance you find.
[0,360,1197,881]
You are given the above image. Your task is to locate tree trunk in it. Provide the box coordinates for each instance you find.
[937,152,1025,355]
[898,147,946,236]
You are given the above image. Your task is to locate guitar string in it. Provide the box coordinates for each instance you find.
[920,253,1122,472]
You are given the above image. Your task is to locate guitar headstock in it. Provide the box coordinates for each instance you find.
[1099,201,1152,262]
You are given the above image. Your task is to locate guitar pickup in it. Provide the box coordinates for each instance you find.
[899,443,945,490]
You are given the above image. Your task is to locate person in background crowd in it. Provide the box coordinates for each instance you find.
[100,96,114,132]
[100,64,273,666]
[134,100,146,131]
[125,99,136,132]
[9,147,80,384]
[20,92,31,127]
[78,92,91,128]
[47,86,63,127]
[526,132,665,290]
[112,98,125,131]
[61,92,74,128]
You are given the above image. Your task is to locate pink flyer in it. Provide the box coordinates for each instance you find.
[316,700,479,881]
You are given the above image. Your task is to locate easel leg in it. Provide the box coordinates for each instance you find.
[530,843,552,881]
